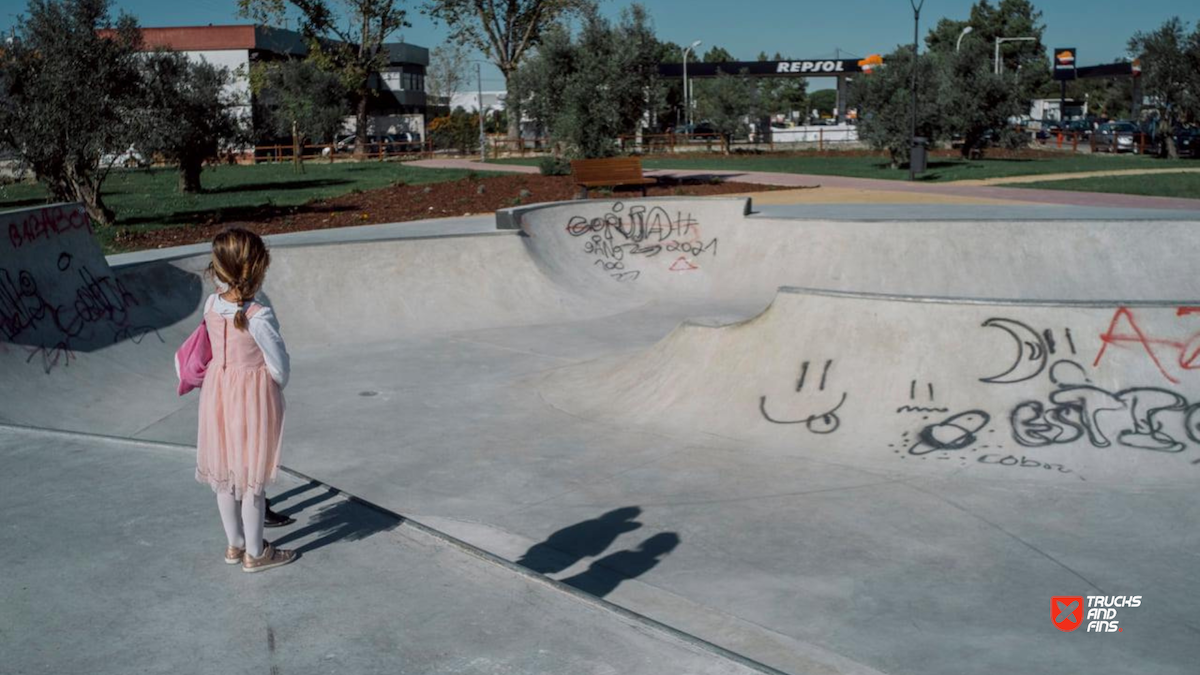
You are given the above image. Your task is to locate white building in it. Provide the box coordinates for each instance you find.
[130,25,431,148]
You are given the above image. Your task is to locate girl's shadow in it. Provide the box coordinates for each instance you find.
[516,506,644,574]
[270,488,401,555]
[559,532,680,597]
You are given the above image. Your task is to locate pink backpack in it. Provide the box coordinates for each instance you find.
[175,318,212,395]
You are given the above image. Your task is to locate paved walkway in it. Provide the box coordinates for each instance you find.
[959,167,1200,185]
[408,158,1200,211]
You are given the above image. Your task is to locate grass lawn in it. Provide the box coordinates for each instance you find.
[0,161,471,252]
[1010,171,1200,200]
[490,153,1172,182]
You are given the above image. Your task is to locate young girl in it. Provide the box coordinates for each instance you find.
[195,228,295,573]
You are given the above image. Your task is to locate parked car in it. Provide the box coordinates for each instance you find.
[673,122,718,137]
[331,132,423,155]
[1093,121,1140,153]
[101,145,150,168]
[1065,120,1092,138]
[1171,127,1200,159]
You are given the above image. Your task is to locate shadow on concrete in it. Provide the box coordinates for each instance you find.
[268,480,321,506]
[2,256,202,356]
[559,532,681,598]
[516,506,644,575]
[272,493,401,555]
[276,487,338,517]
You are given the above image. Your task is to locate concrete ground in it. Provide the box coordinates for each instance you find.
[5,194,1200,675]
[0,426,778,675]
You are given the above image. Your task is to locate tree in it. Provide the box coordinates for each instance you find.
[850,46,946,168]
[926,0,1048,103]
[651,39,685,130]
[695,70,758,152]
[136,52,244,192]
[514,4,659,158]
[809,89,837,119]
[425,0,587,139]
[425,40,470,111]
[934,35,1023,157]
[251,58,349,170]
[1070,76,1132,120]
[0,0,142,225]
[1129,17,1200,158]
[427,107,480,153]
[757,52,806,121]
[239,0,408,157]
[701,45,735,63]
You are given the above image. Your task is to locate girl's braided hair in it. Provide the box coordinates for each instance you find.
[207,228,271,331]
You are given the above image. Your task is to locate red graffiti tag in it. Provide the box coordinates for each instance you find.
[1093,307,1200,384]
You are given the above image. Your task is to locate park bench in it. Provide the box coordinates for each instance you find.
[570,157,657,198]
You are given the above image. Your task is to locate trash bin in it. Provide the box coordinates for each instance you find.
[910,137,928,174]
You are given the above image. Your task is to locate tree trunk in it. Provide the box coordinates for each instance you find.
[355,93,371,158]
[504,72,520,141]
[73,180,114,227]
[179,158,203,194]
[292,120,304,173]
[64,164,114,226]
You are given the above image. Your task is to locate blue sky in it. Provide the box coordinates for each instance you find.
[1,0,1196,90]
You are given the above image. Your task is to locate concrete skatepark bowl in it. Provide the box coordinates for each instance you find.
[3,199,1200,674]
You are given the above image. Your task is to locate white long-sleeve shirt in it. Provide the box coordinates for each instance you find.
[203,293,291,389]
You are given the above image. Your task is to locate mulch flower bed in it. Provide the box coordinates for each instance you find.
[112,172,784,251]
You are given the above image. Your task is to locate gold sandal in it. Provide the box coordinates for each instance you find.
[224,545,245,565]
[241,542,297,573]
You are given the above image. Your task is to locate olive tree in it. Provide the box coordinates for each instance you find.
[514,4,659,158]
[252,59,349,169]
[850,46,948,168]
[425,0,587,139]
[0,0,143,225]
[1128,18,1200,158]
[137,51,244,192]
[239,0,408,156]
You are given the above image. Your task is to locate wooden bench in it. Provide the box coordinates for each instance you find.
[570,157,657,198]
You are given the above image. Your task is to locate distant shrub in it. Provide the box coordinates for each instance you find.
[538,156,572,176]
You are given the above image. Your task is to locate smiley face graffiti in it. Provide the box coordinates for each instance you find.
[759,358,847,434]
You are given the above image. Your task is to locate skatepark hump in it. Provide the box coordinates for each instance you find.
[4,199,1200,674]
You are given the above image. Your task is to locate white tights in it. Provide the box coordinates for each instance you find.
[216,491,266,558]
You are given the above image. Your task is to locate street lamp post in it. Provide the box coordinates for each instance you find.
[956,26,973,52]
[477,62,486,162]
[993,36,1036,75]
[908,0,925,182]
[682,40,702,130]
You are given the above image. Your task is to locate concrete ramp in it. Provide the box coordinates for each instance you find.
[511,197,1200,302]
[5,199,1200,674]
[539,289,1200,484]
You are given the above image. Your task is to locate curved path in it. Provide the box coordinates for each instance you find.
[410,158,1200,211]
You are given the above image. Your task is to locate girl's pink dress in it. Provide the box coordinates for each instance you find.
[195,303,285,499]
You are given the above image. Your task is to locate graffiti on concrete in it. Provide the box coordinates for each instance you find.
[1092,307,1200,385]
[760,358,846,434]
[566,202,716,281]
[6,204,92,249]
[1,204,154,373]
[907,410,992,455]
[1009,359,1200,454]
[761,309,1200,476]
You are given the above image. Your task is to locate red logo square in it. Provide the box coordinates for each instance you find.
[1052,596,1084,632]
